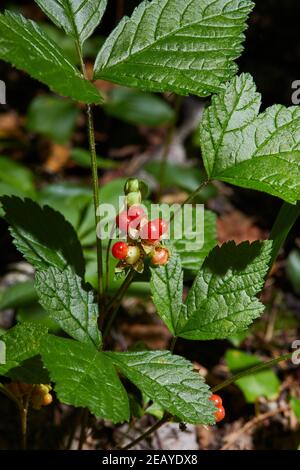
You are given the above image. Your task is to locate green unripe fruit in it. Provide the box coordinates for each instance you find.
[126,191,142,207]
[126,245,141,265]
[124,178,140,194]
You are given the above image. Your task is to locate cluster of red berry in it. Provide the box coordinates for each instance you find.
[209,394,225,423]
[111,179,170,273]
[5,382,53,410]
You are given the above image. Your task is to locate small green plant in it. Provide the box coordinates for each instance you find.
[0,0,299,450]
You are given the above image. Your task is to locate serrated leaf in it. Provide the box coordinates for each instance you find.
[94,0,254,96]
[35,266,101,348]
[200,73,300,203]
[1,196,85,277]
[150,250,185,335]
[106,350,215,425]
[226,349,280,403]
[179,241,272,340]
[36,0,107,47]
[0,322,49,383]
[0,11,101,104]
[41,335,129,423]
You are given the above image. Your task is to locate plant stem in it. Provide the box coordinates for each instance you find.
[170,337,177,353]
[158,96,183,198]
[269,201,300,266]
[76,40,104,307]
[169,179,209,222]
[119,414,170,450]
[18,396,29,450]
[86,104,104,304]
[78,408,89,450]
[103,270,135,341]
[212,348,300,393]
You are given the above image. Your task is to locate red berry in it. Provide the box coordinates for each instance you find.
[140,219,161,243]
[151,247,170,266]
[116,211,131,234]
[209,394,222,407]
[215,405,225,423]
[157,218,168,236]
[112,241,129,260]
[127,205,145,229]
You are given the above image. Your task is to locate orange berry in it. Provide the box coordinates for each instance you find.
[42,393,53,406]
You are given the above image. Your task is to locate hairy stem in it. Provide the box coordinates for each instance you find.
[119,414,170,450]
[76,41,104,307]
[212,348,300,393]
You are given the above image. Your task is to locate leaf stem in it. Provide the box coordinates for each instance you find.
[158,96,183,198]
[119,414,170,450]
[75,40,104,307]
[18,396,29,450]
[212,348,300,393]
[269,201,300,266]
[169,179,210,222]
[170,337,177,353]
[103,270,135,341]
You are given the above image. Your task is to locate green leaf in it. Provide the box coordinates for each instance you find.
[71,147,118,170]
[150,250,185,335]
[104,87,175,127]
[0,281,37,311]
[38,182,92,230]
[35,266,101,348]
[94,0,254,96]
[1,196,85,277]
[172,209,217,272]
[0,322,49,383]
[200,73,300,203]
[225,349,280,403]
[41,335,129,422]
[27,96,79,145]
[0,156,35,195]
[36,0,107,47]
[179,241,272,340]
[0,11,101,104]
[106,350,215,425]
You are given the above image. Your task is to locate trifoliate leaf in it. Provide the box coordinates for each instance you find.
[35,266,101,348]
[179,241,272,340]
[200,73,300,203]
[1,196,85,277]
[94,0,254,96]
[35,0,108,47]
[107,350,216,425]
[41,336,129,423]
[0,12,101,103]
